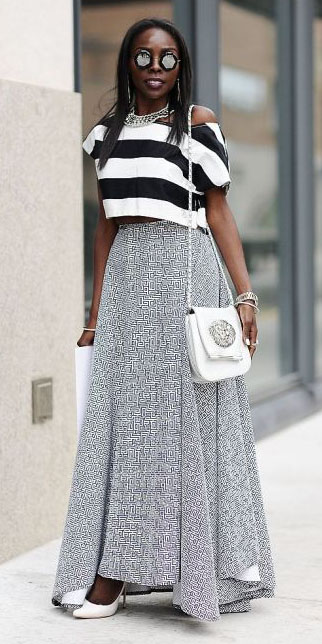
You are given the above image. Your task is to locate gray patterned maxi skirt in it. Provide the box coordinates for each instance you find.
[51,219,276,621]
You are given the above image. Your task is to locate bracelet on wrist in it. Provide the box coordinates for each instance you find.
[234,290,258,307]
[235,301,260,313]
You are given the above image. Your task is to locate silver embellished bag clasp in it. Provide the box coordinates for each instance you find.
[208,319,236,348]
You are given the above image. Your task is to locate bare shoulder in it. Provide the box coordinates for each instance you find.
[191,105,219,125]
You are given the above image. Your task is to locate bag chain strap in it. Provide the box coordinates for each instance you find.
[186,103,234,312]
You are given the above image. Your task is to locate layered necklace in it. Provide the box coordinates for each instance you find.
[124,100,175,127]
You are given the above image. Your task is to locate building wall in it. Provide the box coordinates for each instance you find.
[0,0,74,91]
[0,1,83,561]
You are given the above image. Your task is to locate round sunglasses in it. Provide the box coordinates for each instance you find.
[133,49,181,71]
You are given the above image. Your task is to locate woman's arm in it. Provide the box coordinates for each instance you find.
[205,187,258,358]
[77,180,118,346]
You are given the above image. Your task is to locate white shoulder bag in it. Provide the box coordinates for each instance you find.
[185,103,252,382]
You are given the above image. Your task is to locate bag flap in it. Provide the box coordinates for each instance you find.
[191,305,244,359]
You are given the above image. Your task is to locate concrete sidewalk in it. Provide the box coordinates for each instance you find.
[1,410,322,644]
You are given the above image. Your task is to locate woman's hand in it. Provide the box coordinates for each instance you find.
[236,301,258,359]
[76,317,97,347]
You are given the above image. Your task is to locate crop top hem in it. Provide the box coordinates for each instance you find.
[103,210,207,230]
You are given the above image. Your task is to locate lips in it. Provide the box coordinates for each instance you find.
[144,79,164,89]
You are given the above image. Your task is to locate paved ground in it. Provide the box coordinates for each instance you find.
[1,409,322,644]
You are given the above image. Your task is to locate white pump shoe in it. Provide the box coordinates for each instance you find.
[73,581,127,618]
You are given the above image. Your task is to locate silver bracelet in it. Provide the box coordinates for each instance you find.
[83,326,96,332]
[235,301,260,313]
[235,290,258,307]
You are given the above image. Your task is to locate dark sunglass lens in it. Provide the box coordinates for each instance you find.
[135,51,151,68]
[161,53,177,70]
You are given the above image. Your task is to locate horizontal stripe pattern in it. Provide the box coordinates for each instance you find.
[82,121,231,228]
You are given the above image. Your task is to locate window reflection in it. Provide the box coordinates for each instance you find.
[314,1,322,376]
[220,1,280,394]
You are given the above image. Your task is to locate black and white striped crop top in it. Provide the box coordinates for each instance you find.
[82,120,231,229]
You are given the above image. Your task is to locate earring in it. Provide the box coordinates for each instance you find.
[176,78,181,104]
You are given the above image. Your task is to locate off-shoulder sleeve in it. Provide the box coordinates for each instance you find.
[192,122,231,195]
[82,124,104,160]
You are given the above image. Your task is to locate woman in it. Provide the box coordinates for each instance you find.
[51,17,275,622]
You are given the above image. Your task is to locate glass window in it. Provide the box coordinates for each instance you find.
[220,1,296,396]
[314,0,322,377]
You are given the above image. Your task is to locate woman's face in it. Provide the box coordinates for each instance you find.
[128,28,180,102]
